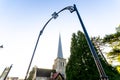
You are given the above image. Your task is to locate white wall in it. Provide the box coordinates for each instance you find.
[36,77,49,80]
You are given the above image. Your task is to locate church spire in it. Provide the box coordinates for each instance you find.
[57,34,63,58]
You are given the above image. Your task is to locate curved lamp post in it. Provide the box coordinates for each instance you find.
[24,4,108,80]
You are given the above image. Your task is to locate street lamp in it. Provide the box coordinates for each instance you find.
[73,5,108,80]
[24,4,108,80]
[24,5,75,80]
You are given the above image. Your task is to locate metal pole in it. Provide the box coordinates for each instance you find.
[24,17,53,80]
[4,64,13,80]
[24,4,108,80]
[73,4,108,80]
[24,5,74,80]
[92,37,108,64]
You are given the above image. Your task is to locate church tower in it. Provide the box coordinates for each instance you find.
[53,34,66,78]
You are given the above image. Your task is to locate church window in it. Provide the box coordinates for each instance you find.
[60,62,62,67]
[60,62,64,67]
[63,62,64,66]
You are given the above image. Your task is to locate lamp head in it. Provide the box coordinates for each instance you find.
[67,6,75,13]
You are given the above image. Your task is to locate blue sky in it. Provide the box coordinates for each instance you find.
[0,0,120,78]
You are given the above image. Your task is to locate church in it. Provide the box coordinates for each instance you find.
[32,34,67,80]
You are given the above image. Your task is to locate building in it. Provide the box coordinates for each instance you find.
[6,77,24,80]
[32,34,66,80]
[7,77,19,80]
[52,34,66,78]
[32,67,64,80]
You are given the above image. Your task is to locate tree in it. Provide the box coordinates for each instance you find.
[103,25,120,65]
[116,25,120,32]
[66,31,120,80]
[116,66,120,73]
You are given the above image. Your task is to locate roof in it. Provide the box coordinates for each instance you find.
[36,68,56,77]
[52,73,59,79]
[51,72,64,80]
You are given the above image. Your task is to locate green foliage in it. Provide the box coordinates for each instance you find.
[103,26,120,65]
[116,66,120,73]
[118,55,120,62]
[103,32,120,44]
[116,25,120,32]
[107,48,120,56]
[66,31,99,80]
[66,31,120,80]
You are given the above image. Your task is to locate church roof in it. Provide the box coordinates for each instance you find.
[57,34,63,58]
[51,72,64,80]
[36,68,55,77]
